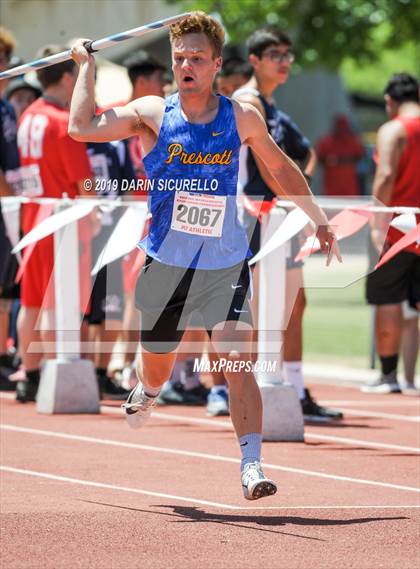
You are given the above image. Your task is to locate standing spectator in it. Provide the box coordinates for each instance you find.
[114,51,168,388]
[363,73,419,394]
[0,27,21,389]
[234,27,343,421]
[216,57,253,98]
[123,51,167,181]
[85,136,135,399]
[317,114,365,196]
[5,76,41,121]
[15,44,94,402]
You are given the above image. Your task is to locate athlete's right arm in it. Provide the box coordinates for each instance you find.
[68,39,162,143]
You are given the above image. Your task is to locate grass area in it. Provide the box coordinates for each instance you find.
[302,255,372,368]
[340,40,419,98]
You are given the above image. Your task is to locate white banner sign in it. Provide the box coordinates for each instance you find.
[249,207,310,265]
[12,202,96,253]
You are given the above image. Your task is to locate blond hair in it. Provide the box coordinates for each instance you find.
[170,11,225,57]
[0,27,17,59]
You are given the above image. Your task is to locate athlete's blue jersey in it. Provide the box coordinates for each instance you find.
[140,93,250,269]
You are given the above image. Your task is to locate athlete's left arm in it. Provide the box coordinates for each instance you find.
[235,102,341,263]
[373,120,404,206]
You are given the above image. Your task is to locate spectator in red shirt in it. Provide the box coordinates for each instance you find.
[317,114,365,196]
[16,45,94,402]
[363,73,420,394]
[115,52,168,384]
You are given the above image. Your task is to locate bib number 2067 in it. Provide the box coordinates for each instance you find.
[171,192,226,237]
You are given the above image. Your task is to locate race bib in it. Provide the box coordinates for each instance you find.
[6,164,44,197]
[171,191,226,237]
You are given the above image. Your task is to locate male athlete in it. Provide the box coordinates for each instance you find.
[69,12,340,500]
[363,73,419,394]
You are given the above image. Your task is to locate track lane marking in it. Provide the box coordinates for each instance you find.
[0,466,241,510]
[3,465,420,512]
[2,424,420,493]
[107,408,420,453]
[319,400,420,408]
[327,409,420,422]
[1,393,418,452]
[3,466,420,511]
[304,433,420,453]
[0,394,420,423]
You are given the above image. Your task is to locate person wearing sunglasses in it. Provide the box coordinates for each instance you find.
[234,27,343,422]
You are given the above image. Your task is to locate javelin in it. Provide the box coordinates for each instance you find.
[0,12,191,80]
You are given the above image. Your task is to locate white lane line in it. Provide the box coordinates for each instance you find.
[2,466,419,511]
[0,466,240,510]
[3,392,417,453]
[104,408,420,454]
[319,400,420,408]
[304,433,420,453]
[153,405,420,424]
[2,424,420,494]
[0,393,420,424]
[331,408,420,423]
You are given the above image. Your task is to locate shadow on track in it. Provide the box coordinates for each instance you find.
[81,500,407,542]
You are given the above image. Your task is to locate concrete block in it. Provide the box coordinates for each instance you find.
[37,359,100,414]
[260,383,304,441]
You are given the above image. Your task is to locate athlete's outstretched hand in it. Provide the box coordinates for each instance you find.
[70,38,95,66]
[316,225,342,266]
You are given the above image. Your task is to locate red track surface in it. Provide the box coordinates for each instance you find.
[1,382,419,569]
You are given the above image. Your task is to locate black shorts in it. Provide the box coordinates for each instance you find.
[243,210,304,270]
[85,261,124,324]
[136,256,253,353]
[84,225,124,325]
[366,238,420,307]
[0,213,19,300]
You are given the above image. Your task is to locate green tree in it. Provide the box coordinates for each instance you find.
[165,0,420,70]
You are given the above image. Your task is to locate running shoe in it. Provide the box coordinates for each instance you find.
[301,388,343,421]
[156,381,204,406]
[122,383,157,429]
[16,379,38,403]
[0,353,20,392]
[207,387,230,416]
[187,383,210,405]
[361,375,401,394]
[241,461,277,500]
[401,384,420,397]
[97,374,131,401]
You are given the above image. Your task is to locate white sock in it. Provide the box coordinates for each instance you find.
[142,384,161,398]
[283,361,305,400]
[136,368,161,400]
[239,432,262,471]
